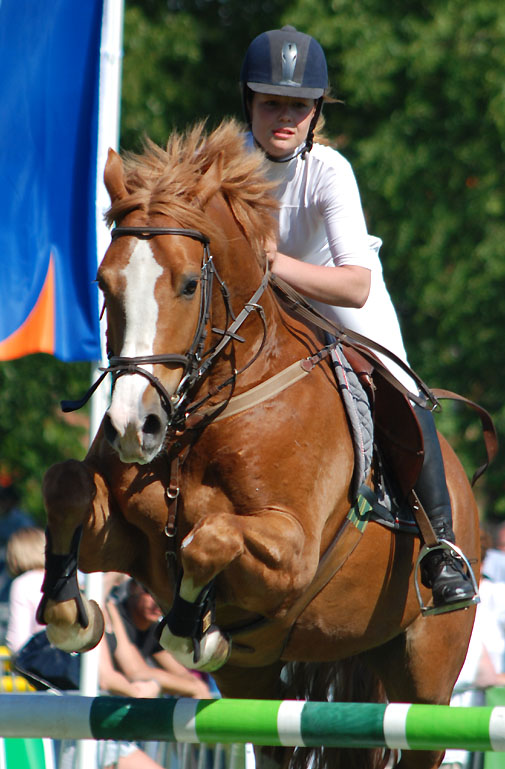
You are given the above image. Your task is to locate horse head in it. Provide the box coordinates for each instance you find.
[98,123,278,464]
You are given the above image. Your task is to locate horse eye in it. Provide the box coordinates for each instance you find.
[181,277,199,297]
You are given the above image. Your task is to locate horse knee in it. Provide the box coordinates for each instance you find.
[44,459,96,517]
[43,460,96,552]
[180,516,245,589]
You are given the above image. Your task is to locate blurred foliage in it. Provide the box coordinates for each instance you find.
[285,0,505,517]
[2,0,504,521]
[120,0,287,149]
[0,356,90,521]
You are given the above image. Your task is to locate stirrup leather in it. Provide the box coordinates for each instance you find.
[414,539,480,616]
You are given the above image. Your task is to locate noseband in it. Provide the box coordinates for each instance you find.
[62,226,269,428]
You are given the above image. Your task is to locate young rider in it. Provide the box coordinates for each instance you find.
[240,25,476,612]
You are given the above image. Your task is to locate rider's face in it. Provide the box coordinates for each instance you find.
[250,93,316,159]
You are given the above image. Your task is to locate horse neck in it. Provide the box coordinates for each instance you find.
[207,194,264,291]
[203,196,285,384]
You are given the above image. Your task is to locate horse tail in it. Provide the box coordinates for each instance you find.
[282,657,395,769]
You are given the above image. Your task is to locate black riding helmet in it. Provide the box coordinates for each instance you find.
[240,26,329,160]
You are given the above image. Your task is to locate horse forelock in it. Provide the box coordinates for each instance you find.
[105,119,278,260]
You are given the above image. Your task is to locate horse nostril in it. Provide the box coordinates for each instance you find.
[143,414,162,436]
[103,413,118,445]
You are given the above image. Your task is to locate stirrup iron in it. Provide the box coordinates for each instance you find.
[414,539,480,617]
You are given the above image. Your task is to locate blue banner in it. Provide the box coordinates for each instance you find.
[0,0,104,361]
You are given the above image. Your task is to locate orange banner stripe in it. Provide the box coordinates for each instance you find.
[0,255,55,360]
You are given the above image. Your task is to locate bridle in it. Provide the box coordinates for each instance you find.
[62,226,442,429]
[62,226,270,429]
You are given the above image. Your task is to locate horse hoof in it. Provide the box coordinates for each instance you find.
[46,599,105,653]
[198,628,231,672]
[159,625,231,672]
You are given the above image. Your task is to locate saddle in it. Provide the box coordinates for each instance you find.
[343,344,424,498]
[341,343,496,544]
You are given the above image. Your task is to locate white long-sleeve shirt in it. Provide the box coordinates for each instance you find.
[249,135,414,390]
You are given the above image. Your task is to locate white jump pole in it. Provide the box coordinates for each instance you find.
[76,2,124,769]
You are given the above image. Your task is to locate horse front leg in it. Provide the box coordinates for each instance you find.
[36,459,105,653]
[159,509,316,672]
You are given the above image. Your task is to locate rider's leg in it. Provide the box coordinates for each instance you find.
[413,404,476,608]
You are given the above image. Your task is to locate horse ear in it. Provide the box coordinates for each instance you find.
[195,152,224,206]
[104,148,128,204]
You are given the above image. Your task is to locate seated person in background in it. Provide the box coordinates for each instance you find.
[0,481,34,547]
[110,578,214,699]
[61,633,164,769]
[100,573,162,700]
[5,526,46,653]
[90,574,166,769]
[91,630,165,769]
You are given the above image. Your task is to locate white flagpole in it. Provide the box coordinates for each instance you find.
[77,1,124,768]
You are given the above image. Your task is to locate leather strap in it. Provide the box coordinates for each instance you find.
[407,490,439,548]
[227,511,367,666]
[210,357,314,423]
[270,274,439,410]
[432,388,498,485]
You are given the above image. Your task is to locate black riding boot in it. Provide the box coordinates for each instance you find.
[413,404,476,609]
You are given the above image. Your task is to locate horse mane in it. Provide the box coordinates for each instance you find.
[105,119,279,258]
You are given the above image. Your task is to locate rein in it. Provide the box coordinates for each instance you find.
[64,223,487,443]
[63,223,440,425]
[268,274,439,410]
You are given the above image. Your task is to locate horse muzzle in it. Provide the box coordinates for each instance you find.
[104,382,171,465]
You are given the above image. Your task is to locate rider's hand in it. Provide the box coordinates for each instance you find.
[264,237,278,268]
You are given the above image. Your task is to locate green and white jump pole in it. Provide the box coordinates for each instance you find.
[2,696,505,752]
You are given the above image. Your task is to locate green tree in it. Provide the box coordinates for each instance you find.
[120,0,287,149]
[286,0,505,515]
[0,356,90,520]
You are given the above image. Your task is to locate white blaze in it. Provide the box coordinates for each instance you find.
[108,239,163,435]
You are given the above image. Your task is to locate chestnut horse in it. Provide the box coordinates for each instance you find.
[38,120,483,769]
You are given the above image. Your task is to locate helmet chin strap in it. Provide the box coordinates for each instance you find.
[254,96,324,164]
[253,136,307,163]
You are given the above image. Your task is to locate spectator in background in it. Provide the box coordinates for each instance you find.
[86,573,166,769]
[442,528,505,768]
[10,564,167,769]
[5,526,46,652]
[494,522,505,552]
[111,578,214,699]
[0,480,35,544]
[0,480,35,601]
[99,572,162,700]
[476,527,505,674]
[481,523,505,583]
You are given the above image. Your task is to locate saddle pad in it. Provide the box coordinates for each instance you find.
[331,344,420,536]
[331,345,373,499]
[358,483,419,534]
